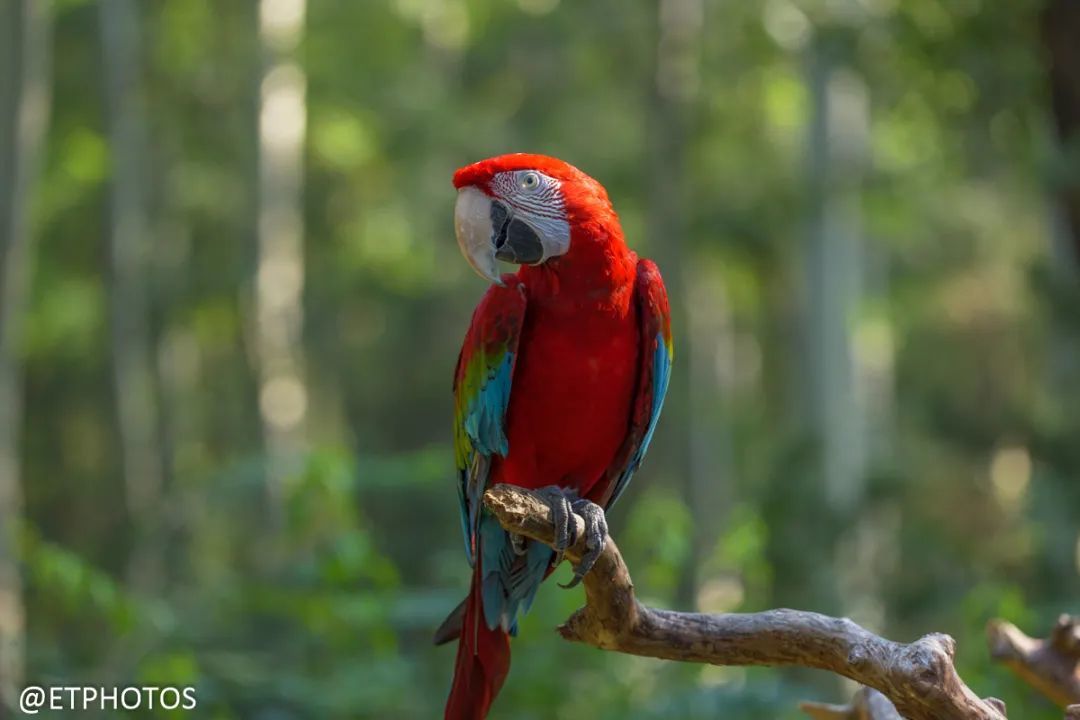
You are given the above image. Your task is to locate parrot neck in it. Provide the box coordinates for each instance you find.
[519,222,636,310]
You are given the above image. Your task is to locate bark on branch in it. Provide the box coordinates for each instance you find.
[483,484,1006,720]
[987,616,1080,707]
[799,687,905,720]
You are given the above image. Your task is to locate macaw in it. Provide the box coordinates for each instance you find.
[437,154,673,720]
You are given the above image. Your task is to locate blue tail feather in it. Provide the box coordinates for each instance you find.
[477,512,554,635]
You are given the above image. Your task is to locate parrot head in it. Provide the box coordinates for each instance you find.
[452,153,617,285]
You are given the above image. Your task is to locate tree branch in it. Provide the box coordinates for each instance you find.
[799,687,904,720]
[987,616,1080,707]
[483,484,1006,720]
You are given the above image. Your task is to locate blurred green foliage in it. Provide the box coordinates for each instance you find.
[9,0,1080,717]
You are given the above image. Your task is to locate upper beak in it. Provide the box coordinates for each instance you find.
[455,186,547,285]
[454,186,503,285]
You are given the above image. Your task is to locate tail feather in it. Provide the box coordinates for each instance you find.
[434,596,467,646]
[445,567,510,720]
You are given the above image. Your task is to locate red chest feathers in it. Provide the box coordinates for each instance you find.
[494,301,640,497]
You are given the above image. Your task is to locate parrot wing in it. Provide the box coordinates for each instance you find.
[600,258,673,509]
[453,275,528,567]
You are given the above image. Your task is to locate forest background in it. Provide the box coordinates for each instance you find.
[2,0,1079,717]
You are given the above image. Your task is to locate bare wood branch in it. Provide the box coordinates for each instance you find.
[483,484,1007,720]
[987,616,1080,707]
[799,687,905,720]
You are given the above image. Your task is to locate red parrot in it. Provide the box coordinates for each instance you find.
[437,154,673,719]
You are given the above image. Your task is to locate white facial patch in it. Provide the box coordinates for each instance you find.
[489,170,571,262]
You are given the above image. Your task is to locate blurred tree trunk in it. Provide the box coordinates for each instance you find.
[650,0,719,610]
[1040,0,1080,531]
[0,0,51,704]
[803,40,868,517]
[255,0,308,512]
[100,0,165,592]
[793,34,874,618]
[1041,0,1080,266]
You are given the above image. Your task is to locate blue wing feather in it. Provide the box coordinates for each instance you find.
[453,278,554,633]
[463,352,513,457]
[602,259,673,509]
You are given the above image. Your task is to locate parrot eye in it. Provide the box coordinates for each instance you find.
[520,172,541,191]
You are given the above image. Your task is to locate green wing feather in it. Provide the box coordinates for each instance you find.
[452,278,527,566]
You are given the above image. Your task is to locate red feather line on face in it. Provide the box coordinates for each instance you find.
[487,171,565,221]
[453,153,586,190]
[452,154,613,219]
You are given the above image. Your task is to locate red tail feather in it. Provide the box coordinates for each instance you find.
[445,568,510,720]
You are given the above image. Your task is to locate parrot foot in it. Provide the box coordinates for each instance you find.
[560,497,607,589]
[536,485,577,565]
[535,486,608,589]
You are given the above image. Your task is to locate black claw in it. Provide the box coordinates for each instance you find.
[537,486,575,564]
[558,496,608,589]
[536,487,609,587]
[559,572,586,589]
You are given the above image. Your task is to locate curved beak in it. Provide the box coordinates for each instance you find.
[455,186,546,285]
[455,186,503,285]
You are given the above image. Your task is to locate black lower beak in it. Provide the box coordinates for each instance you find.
[490,201,544,265]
